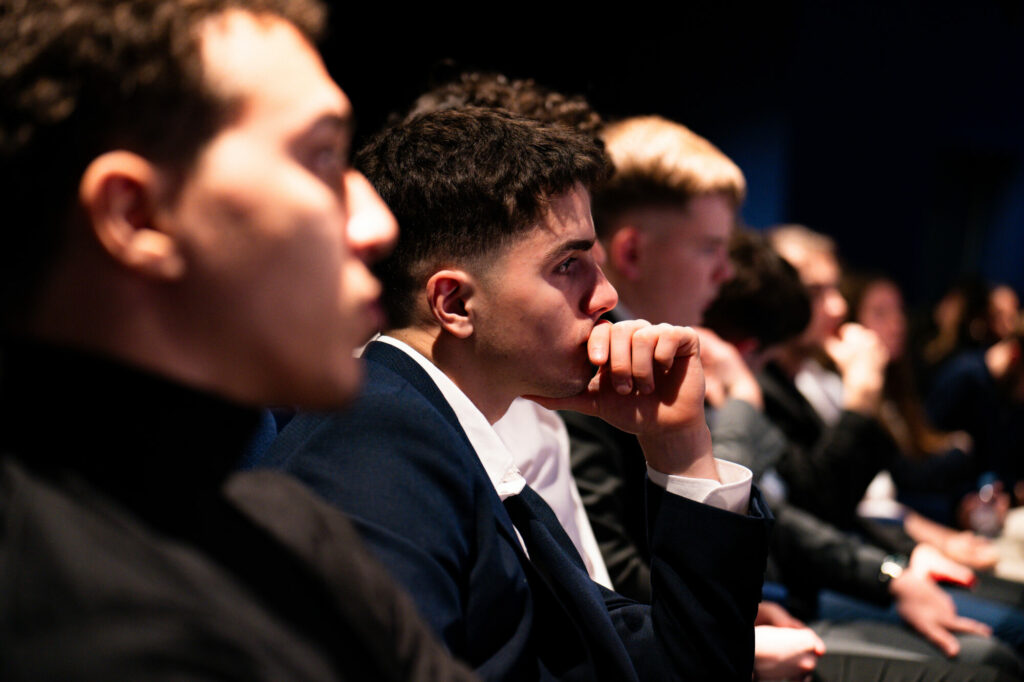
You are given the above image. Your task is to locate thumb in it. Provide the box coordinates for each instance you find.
[810,631,826,656]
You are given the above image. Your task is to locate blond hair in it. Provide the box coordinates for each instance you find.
[594,115,745,235]
[766,224,837,271]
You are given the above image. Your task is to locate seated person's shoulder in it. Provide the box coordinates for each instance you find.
[0,462,338,681]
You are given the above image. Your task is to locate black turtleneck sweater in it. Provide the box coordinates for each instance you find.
[0,341,475,681]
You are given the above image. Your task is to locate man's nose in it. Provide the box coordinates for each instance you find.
[714,252,735,284]
[588,265,619,317]
[345,170,398,264]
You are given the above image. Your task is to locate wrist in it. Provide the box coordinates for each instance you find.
[842,382,882,415]
[639,423,717,480]
[881,553,910,594]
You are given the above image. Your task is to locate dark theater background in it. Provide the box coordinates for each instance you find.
[323,1,1024,310]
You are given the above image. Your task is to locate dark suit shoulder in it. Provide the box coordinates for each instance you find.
[758,363,898,528]
[261,360,487,532]
[0,457,342,681]
[255,358,532,669]
[226,470,479,682]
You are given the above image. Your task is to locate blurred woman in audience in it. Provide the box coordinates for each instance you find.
[844,272,1002,565]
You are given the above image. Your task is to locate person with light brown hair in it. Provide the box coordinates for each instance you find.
[593,115,745,328]
[565,116,761,598]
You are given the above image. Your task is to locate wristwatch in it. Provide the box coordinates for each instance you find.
[878,553,909,585]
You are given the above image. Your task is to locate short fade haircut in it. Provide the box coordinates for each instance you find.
[593,115,746,237]
[703,229,811,349]
[405,71,603,136]
[0,0,326,325]
[356,107,611,328]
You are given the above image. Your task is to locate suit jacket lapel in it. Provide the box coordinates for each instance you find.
[363,341,471,450]
[362,341,529,550]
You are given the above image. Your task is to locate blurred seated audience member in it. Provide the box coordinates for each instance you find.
[765,228,997,545]
[926,315,1024,511]
[496,395,1019,680]
[0,1,477,679]
[704,233,1024,673]
[762,226,1024,653]
[988,285,1020,343]
[917,276,1002,394]
[761,225,901,529]
[843,272,997,558]
[559,114,758,601]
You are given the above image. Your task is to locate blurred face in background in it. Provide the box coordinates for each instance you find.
[856,279,906,360]
[989,285,1020,342]
[782,247,847,351]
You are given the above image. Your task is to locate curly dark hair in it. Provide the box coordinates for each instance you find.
[356,107,611,328]
[704,229,811,349]
[404,71,603,136]
[0,0,326,324]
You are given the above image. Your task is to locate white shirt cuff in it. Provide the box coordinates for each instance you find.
[646,459,753,514]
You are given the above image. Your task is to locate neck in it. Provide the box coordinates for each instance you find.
[388,326,514,423]
[28,259,270,407]
[0,338,260,506]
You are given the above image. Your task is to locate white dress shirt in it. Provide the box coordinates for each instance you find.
[494,398,614,588]
[794,358,843,426]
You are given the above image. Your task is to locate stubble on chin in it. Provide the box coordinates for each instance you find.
[530,354,595,399]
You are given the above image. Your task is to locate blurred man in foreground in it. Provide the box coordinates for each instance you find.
[0,1,474,679]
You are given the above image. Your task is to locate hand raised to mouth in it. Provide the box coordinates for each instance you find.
[527,319,717,481]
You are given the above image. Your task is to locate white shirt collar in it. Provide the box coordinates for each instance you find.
[375,335,527,499]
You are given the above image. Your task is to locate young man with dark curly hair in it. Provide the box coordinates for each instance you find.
[258,106,774,680]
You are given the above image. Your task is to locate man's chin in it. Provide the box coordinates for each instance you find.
[521,372,590,401]
[291,360,364,411]
[549,369,595,399]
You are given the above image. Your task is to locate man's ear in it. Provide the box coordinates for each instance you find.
[426,269,475,339]
[608,225,642,281]
[78,151,185,280]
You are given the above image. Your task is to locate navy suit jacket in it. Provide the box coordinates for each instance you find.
[258,341,772,680]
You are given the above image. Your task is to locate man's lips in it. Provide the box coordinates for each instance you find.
[357,298,386,340]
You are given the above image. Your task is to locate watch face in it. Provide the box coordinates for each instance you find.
[879,555,906,583]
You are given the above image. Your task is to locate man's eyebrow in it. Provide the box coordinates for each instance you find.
[547,238,595,260]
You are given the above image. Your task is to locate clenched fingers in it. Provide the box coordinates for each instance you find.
[588,321,698,396]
